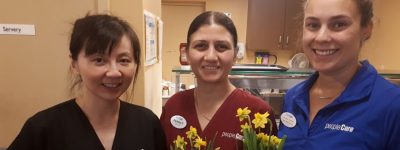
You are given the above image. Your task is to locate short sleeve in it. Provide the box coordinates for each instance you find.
[8,117,45,150]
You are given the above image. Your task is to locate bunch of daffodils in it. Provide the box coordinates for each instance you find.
[236,107,286,150]
[171,126,220,150]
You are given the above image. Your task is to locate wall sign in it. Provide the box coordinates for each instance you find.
[0,24,35,35]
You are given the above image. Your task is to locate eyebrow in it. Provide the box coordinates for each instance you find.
[118,52,133,57]
[305,15,350,21]
[330,15,351,20]
[304,16,319,21]
[215,40,231,45]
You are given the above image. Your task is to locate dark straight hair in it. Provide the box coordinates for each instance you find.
[186,11,238,51]
[68,14,141,97]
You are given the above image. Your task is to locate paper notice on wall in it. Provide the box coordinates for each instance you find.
[0,24,35,35]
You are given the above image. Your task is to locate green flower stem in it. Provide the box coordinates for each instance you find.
[267,119,273,149]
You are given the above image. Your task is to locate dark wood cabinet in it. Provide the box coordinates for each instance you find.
[246,0,303,51]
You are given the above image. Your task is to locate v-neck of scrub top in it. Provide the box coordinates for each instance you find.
[191,89,239,136]
[72,99,122,150]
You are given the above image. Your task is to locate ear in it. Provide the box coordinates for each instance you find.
[233,47,239,61]
[186,50,191,65]
[362,21,373,41]
[70,55,80,74]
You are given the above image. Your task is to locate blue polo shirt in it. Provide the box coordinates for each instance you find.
[278,60,400,150]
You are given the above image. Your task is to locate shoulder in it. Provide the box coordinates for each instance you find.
[160,89,194,121]
[231,89,273,112]
[233,89,264,104]
[163,89,193,109]
[371,75,400,104]
[13,99,77,140]
[376,80,400,113]
[27,99,77,125]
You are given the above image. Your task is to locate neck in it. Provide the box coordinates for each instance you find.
[311,63,361,100]
[318,61,361,85]
[76,95,120,123]
[193,81,235,127]
[195,80,235,104]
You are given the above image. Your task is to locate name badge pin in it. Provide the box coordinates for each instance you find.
[280,112,296,128]
[170,115,187,129]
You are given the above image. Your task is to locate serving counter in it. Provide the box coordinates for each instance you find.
[171,66,400,117]
[172,66,400,93]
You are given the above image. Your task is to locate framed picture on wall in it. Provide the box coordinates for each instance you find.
[157,17,163,62]
[144,10,158,66]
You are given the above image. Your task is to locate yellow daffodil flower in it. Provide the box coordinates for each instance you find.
[252,112,269,129]
[173,135,187,150]
[235,107,286,150]
[271,135,282,145]
[236,107,251,121]
[257,132,267,141]
[240,122,251,133]
[194,137,207,149]
[186,126,198,140]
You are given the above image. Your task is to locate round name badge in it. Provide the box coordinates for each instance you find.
[280,112,296,128]
[170,115,187,129]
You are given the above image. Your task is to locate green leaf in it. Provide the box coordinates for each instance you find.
[206,132,218,150]
[277,135,287,150]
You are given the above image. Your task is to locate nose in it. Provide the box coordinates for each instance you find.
[204,46,218,61]
[106,63,122,77]
[315,26,332,42]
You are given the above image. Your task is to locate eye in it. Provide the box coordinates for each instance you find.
[215,43,231,52]
[305,22,320,31]
[192,42,208,51]
[91,56,106,65]
[330,21,348,31]
[119,57,132,65]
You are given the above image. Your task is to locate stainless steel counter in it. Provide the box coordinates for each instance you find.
[172,66,400,93]
[172,66,400,117]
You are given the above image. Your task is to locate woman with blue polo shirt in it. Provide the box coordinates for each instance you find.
[278,0,400,149]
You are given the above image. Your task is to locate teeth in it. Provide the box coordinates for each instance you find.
[314,49,337,56]
[103,83,119,88]
[203,66,219,70]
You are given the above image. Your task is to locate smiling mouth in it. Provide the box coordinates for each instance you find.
[202,66,220,70]
[102,83,121,88]
[313,49,338,56]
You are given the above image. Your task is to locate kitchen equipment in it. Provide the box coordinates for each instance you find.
[232,64,288,71]
[255,52,277,65]
[288,53,310,69]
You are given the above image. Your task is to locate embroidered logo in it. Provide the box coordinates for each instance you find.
[221,132,243,140]
[324,123,355,133]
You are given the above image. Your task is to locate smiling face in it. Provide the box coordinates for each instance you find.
[72,35,137,102]
[303,0,372,73]
[187,24,236,84]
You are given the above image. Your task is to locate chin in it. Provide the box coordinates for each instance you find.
[203,77,226,84]
[99,93,123,101]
